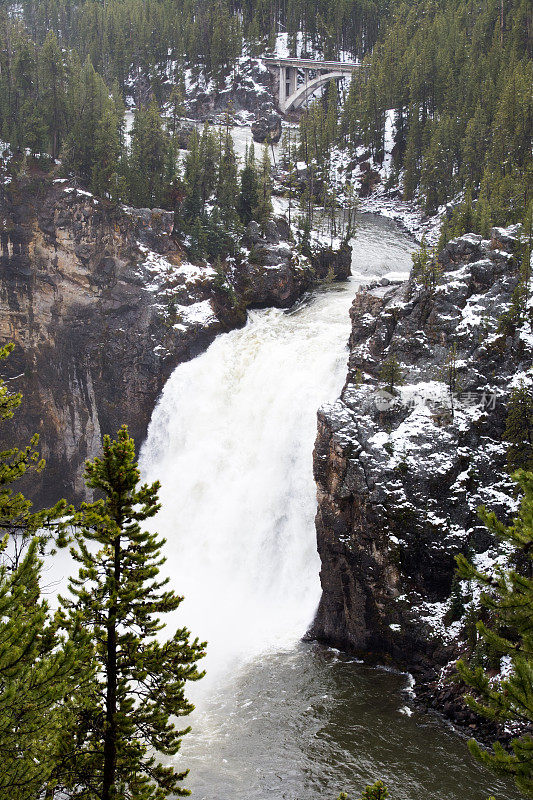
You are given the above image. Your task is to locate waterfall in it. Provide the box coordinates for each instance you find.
[139,214,417,699]
[139,295,354,692]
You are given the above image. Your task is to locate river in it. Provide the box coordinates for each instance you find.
[139,214,519,800]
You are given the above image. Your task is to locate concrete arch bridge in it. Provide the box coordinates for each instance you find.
[263,56,362,114]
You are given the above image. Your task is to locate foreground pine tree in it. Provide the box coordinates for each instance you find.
[0,343,89,799]
[456,470,533,797]
[62,426,206,799]
[0,540,89,800]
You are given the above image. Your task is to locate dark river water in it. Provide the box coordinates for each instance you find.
[180,644,519,800]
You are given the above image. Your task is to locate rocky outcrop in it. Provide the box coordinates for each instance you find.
[0,172,315,506]
[309,228,531,705]
[173,120,197,150]
[241,218,313,305]
[251,113,282,144]
[310,241,352,281]
[185,59,275,120]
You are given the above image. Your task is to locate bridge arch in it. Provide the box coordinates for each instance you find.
[283,70,349,113]
[263,57,361,115]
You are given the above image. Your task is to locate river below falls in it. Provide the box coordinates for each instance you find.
[136,213,519,800]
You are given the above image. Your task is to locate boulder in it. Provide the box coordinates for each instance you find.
[175,120,197,150]
[310,240,352,281]
[251,113,282,144]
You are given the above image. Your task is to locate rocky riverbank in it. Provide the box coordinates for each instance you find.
[308,225,531,734]
[0,167,344,506]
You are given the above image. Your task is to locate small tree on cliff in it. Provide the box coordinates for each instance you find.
[504,384,533,472]
[379,355,404,395]
[61,426,206,800]
[455,469,533,797]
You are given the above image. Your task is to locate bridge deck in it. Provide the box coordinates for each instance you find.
[263,56,360,71]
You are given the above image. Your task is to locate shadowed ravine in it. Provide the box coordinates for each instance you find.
[139,216,519,800]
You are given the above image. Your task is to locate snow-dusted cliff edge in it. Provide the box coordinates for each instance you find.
[309,226,531,730]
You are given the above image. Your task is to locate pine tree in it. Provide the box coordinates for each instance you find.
[182,127,203,222]
[503,385,533,472]
[335,781,389,800]
[410,239,440,293]
[91,107,123,201]
[379,355,404,395]
[0,342,69,555]
[61,426,206,800]
[168,83,185,137]
[0,538,90,800]
[39,30,66,160]
[360,782,389,800]
[325,79,338,148]
[237,146,259,226]
[0,343,89,799]
[456,470,533,797]
[216,128,238,227]
[199,123,218,211]
[402,103,421,201]
[255,144,272,233]
[128,103,174,209]
[63,55,113,183]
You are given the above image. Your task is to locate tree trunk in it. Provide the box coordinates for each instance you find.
[102,536,120,800]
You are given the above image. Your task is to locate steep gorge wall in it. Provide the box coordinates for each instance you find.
[0,172,316,505]
[309,227,530,702]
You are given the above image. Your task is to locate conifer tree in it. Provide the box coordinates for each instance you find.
[216,129,238,227]
[456,470,533,797]
[255,144,273,233]
[504,385,533,472]
[39,30,66,160]
[325,79,338,148]
[168,83,185,137]
[0,539,90,800]
[63,55,114,183]
[379,355,404,395]
[237,145,259,226]
[0,343,69,555]
[402,103,421,201]
[91,107,123,202]
[128,103,175,209]
[182,127,203,222]
[0,343,89,799]
[410,239,440,294]
[335,781,389,800]
[199,123,218,211]
[61,426,206,800]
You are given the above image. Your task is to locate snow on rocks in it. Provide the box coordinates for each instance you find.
[311,225,531,694]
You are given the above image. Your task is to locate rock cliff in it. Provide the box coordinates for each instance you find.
[309,226,531,716]
[0,169,317,506]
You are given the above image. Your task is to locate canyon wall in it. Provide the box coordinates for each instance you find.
[310,227,530,718]
[0,171,317,505]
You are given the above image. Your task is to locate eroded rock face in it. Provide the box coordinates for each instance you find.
[251,113,282,144]
[310,241,352,281]
[185,59,275,119]
[309,228,531,687]
[0,174,314,506]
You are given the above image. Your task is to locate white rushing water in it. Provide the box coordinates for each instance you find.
[139,215,415,697]
[140,295,346,689]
